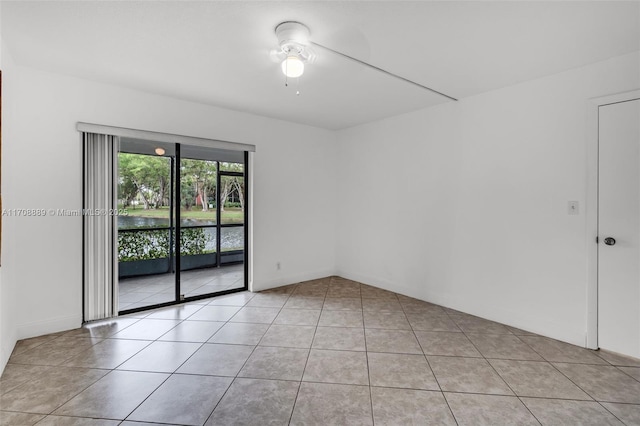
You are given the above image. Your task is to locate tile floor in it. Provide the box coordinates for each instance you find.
[2,276,640,425]
[118,264,244,311]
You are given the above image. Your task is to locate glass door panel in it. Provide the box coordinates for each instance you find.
[219,172,245,291]
[178,158,219,298]
[117,142,175,311]
[116,140,247,313]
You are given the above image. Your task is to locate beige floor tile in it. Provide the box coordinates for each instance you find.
[360,286,398,300]
[239,346,309,381]
[489,359,591,399]
[450,315,513,334]
[63,339,151,369]
[445,393,539,426]
[290,382,372,426]
[362,298,403,312]
[261,284,297,294]
[505,325,539,336]
[601,402,640,425]
[312,327,366,351]
[64,318,140,338]
[127,374,232,425]
[9,337,102,366]
[0,367,108,414]
[326,287,361,298]
[284,296,325,309]
[368,352,438,390]
[554,363,640,403]
[520,336,608,365]
[177,343,254,376]
[428,356,513,395]
[274,309,321,326]
[0,411,45,425]
[157,320,225,342]
[620,366,640,381]
[117,341,201,373]
[406,314,461,332]
[323,297,362,311]
[0,364,55,396]
[244,293,289,308]
[52,370,168,420]
[208,322,269,345]
[6,277,640,426]
[145,304,204,320]
[303,349,369,385]
[33,416,120,425]
[466,333,544,361]
[10,335,61,356]
[229,306,280,324]
[186,306,241,322]
[522,398,624,425]
[596,350,640,367]
[110,319,182,340]
[318,310,363,328]
[206,378,299,425]
[371,388,456,426]
[365,329,422,354]
[401,301,448,315]
[259,325,316,348]
[207,291,254,306]
[363,311,411,330]
[415,331,482,357]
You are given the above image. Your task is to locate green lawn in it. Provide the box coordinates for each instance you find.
[123,206,244,224]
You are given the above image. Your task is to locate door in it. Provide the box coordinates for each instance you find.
[598,98,640,358]
[117,139,248,313]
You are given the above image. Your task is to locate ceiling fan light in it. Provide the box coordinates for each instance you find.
[281,55,304,78]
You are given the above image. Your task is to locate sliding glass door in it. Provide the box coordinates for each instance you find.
[116,139,247,313]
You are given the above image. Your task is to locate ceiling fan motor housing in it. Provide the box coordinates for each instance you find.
[275,21,315,62]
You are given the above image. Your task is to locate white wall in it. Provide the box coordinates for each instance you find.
[1,62,336,351]
[0,1,9,371]
[336,52,640,346]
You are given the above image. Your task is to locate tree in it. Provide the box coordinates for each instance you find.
[181,159,217,211]
[118,153,170,209]
[219,162,244,212]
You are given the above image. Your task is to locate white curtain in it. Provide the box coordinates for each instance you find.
[83,132,119,321]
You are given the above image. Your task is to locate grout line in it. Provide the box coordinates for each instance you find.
[201,286,266,426]
[458,323,543,425]
[362,296,376,426]
[401,299,459,426]
[513,332,633,424]
[287,278,329,425]
[9,276,640,424]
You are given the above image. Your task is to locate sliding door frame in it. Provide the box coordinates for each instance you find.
[79,123,254,318]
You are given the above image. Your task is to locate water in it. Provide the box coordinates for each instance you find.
[118,216,244,251]
[118,216,217,228]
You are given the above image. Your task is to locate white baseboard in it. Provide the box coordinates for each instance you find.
[335,269,586,348]
[16,314,82,340]
[253,269,337,292]
[0,341,14,375]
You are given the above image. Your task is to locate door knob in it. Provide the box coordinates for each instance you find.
[604,237,616,246]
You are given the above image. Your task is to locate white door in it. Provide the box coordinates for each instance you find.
[598,98,640,358]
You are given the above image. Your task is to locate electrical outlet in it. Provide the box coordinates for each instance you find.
[276,262,281,271]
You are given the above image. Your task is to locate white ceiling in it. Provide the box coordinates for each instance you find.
[2,1,639,129]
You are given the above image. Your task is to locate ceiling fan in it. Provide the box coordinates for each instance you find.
[270,21,457,101]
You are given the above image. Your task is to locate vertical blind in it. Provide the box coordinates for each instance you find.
[83,132,119,321]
